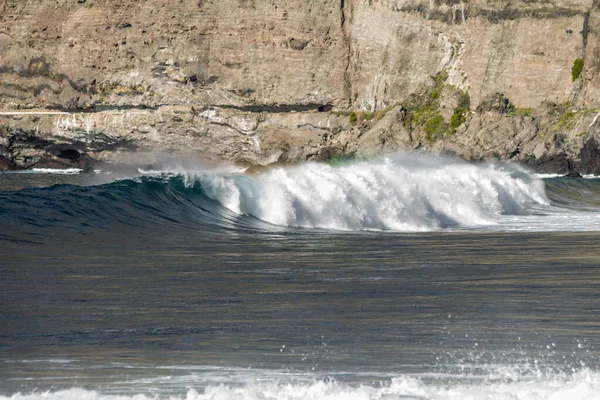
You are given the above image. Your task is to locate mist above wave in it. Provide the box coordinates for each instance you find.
[194,153,548,231]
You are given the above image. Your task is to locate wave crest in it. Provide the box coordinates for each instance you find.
[0,153,553,233]
[197,154,548,231]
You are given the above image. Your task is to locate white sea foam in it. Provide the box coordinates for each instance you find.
[3,168,84,175]
[195,153,548,231]
[535,173,600,179]
[4,370,600,400]
[535,173,564,179]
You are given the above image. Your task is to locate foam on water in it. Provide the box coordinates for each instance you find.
[535,173,599,179]
[193,153,548,231]
[3,168,84,175]
[4,370,600,400]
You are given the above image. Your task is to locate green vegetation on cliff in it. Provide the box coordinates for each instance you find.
[552,103,597,131]
[449,110,466,133]
[510,107,534,117]
[402,72,470,141]
[572,58,584,82]
[349,111,358,125]
[341,108,391,126]
[424,115,446,141]
[449,91,471,134]
[402,72,447,137]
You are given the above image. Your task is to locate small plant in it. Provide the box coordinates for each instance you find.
[348,111,358,125]
[457,91,470,110]
[357,111,377,121]
[511,107,534,117]
[572,58,584,82]
[449,110,466,133]
[554,110,576,130]
[448,90,471,134]
[432,71,449,87]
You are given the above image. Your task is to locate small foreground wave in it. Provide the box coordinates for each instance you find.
[3,370,600,400]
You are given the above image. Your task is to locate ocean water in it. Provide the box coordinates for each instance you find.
[2,153,600,400]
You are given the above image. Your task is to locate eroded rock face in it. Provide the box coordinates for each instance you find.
[580,137,600,175]
[0,128,94,171]
[1,0,599,172]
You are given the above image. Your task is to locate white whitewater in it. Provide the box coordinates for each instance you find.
[3,370,600,400]
[2,168,84,175]
[195,153,548,231]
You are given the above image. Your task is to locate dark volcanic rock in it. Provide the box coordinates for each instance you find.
[45,143,85,161]
[579,137,600,175]
[32,156,92,170]
[42,143,94,170]
[476,93,515,115]
[0,147,17,171]
[310,145,344,162]
[1,129,95,171]
[564,171,583,178]
[8,131,53,150]
[526,150,570,174]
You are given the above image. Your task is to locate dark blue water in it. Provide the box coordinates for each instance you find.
[2,158,600,399]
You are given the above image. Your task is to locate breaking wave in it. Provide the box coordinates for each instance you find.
[3,152,600,233]
[198,154,548,231]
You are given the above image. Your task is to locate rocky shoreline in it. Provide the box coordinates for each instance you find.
[2,90,600,176]
[1,0,599,175]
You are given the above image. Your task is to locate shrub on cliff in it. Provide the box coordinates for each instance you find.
[424,115,446,141]
[449,91,470,134]
[349,112,358,125]
[449,110,466,133]
[572,58,584,82]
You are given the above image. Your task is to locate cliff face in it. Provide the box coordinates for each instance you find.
[1,0,600,173]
